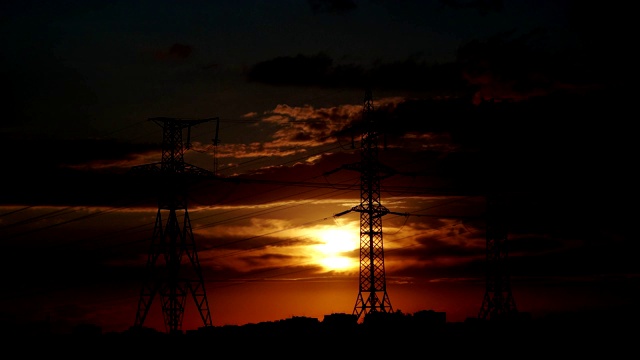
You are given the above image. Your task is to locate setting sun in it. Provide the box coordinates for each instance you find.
[313,228,359,272]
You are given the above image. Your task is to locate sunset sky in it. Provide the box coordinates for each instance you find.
[1,0,637,334]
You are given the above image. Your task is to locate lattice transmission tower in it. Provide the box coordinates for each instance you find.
[329,89,407,321]
[130,117,218,334]
[478,192,518,320]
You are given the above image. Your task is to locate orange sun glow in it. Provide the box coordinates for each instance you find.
[313,228,359,272]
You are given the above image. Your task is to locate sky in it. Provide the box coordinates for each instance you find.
[1,0,638,334]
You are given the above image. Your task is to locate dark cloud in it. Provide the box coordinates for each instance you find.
[246,52,468,95]
[4,136,156,174]
[368,59,467,94]
[456,28,604,104]
[0,135,160,206]
[308,0,357,14]
[246,53,336,86]
[154,43,193,61]
[246,23,609,100]
[440,0,503,15]
[246,4,636,103]
[412,234,483,259]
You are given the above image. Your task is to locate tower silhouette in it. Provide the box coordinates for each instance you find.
[330,89,406,321]
[478,192,518,320]
[130,117,218,334]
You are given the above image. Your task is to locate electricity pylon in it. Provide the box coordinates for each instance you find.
[130,116,218,334]
[329,89,406,321]
[478,192,518,320]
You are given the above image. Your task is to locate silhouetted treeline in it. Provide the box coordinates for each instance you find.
[3,308,636,356]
